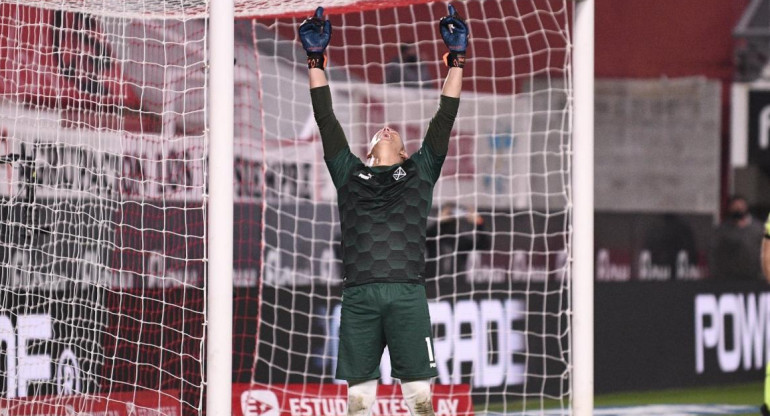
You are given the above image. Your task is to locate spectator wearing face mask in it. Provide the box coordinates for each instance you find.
[709,195,765,280]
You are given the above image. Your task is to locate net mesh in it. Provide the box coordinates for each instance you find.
[0,0,573,414]
[239,0,573,414]
[0,1,207,413]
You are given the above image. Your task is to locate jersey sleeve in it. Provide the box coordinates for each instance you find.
[310,85,349,159]
[411,143,446,185]
[423,95,460,157]
[411,95,460,184]
[325,146,362,189]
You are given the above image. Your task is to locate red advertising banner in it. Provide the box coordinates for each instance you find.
[233,383,474,416]
[0,384,471,415]
[0,390,181,416]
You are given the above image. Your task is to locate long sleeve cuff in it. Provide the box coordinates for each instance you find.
[310,85,333,116]
[439,95,460,117]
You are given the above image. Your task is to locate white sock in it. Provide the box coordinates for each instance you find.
[347,379,378,416]
[401,379,435,416]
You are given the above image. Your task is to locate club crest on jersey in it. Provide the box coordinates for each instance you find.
[393,167,407,181]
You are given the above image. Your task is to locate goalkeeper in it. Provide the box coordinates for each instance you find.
[299,4,467,416]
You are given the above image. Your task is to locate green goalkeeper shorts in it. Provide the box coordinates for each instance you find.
[335,282,438,381]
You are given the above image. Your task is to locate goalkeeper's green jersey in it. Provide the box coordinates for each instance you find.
[310,86,459,288]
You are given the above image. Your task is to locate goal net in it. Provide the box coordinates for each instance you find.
[0,0,573,414]
[238,1,573,415]
[0,1,208,414]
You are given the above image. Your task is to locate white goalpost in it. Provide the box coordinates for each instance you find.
[207,1,235,415]
[0,0,593,415]
[572,1,595,415]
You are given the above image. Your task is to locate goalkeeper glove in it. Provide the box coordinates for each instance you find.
[299,7,332,70]
[439,4,468,68]
[765,213,770,239]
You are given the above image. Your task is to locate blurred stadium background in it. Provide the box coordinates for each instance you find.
[0,0,769,415]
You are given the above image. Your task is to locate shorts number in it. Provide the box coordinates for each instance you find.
[425,337,434,362]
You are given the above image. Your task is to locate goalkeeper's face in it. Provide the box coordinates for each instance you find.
[368,126,407,163]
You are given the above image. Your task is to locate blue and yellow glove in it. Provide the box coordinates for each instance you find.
[298,7,332,70]
[440,4,469,68]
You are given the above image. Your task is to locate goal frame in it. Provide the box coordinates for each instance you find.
[207,1,235,415]
[205,1,595,415]
[572,0,595,415]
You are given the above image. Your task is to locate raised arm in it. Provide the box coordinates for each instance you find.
[309,68,328,89]
[422,4,468,157]
[439,5,467,98]
[300,7,347,159]
[441,67,463,98]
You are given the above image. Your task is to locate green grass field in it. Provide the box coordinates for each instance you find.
[594,381,762,407]
[478,382,764,414]
[594,382,764,407]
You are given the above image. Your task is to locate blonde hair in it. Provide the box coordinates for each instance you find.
[366,131,380,166]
